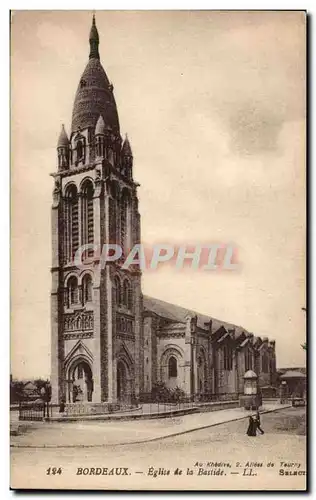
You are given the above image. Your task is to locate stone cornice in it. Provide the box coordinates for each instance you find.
[63,331,93,340]
[156,330,185,339]
[115,333,135,341]
[50,163,95,178]
[51,160,139,190]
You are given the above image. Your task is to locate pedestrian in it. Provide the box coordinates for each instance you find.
[59,398,65,413]
[246,415,257,436]
[255,411,265,435]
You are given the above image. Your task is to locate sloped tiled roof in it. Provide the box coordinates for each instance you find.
[278,367,306,375]
[280,370,306,379]
[143,295,248,337]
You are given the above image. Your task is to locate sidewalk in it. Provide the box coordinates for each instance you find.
[11,403,290,448]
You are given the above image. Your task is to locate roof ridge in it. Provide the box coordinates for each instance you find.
[143,294,249,335]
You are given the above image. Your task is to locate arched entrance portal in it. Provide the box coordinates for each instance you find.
[117,360,131,404]
[69,360,93,403]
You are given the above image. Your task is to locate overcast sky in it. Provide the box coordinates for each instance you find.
[11,10,306,379]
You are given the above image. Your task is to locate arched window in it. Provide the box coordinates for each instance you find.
[262,352,269,373]
[82,274,92,305]
[120,190,131,258]
[81,180,94,258]
[64,185,79,263]
[223,344,233,371]
[168,356,177,378]
[96,137,104,158]
[122,279,132,309]
[68,276,78,306]
[245,349,252,371]
[114,276,121,307]
[108,147,114,166]
[108,181,120,245]
[77,363,84,379]
[128,284,133,310]
[77,140,83,160]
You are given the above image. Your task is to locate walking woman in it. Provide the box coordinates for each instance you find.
[255,411,265,434]
[246,415,257,436]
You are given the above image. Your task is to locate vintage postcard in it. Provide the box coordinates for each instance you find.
[10,10,307,491]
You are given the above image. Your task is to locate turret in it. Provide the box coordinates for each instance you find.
[121,134,133,178]
[57,124,69,170]
[95,115,106,159]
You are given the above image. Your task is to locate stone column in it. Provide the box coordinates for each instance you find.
[103,186,114,403]
[233,349,239,394]
[133,273,142,397]
[50,180,64,404]
[193,342,198,396]
[184,316,192,396]
[92,283,101,403]
[92,180,102,402]
[131,193,143,397]
[106,264,114,402]
[51,272,61,404]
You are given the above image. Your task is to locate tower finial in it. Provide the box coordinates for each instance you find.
[89,12,100,60]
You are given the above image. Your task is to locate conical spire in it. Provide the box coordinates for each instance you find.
[122,134,133,156]
[89,14,100,60]
[71,13,120,134]
[57,124,69,148]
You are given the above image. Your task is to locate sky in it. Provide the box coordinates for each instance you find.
[11,10,306,379]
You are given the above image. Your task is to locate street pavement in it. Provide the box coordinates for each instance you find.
[10,407,306,491]
[11,402,289,448]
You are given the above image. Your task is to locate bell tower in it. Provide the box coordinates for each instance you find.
[50,15,143,406]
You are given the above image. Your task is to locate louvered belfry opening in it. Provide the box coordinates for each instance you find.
[64,184,79,264]
[81,180,94,259]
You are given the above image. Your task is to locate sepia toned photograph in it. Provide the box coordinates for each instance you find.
[10,10,306,491]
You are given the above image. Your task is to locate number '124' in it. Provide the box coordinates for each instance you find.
[46,467,63,475]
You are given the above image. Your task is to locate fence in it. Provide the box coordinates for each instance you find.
[17,393,242,420]
[197,392,240,402]
[132,398,196,416]
[138,392,240,404]
[18,401,52,421]
[132,392,241,416]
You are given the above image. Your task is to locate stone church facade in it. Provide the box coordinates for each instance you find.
[50,17,277,405]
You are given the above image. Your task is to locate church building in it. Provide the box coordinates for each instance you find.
[50,16,277,406]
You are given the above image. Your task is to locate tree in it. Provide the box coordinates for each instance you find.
[33,378,48,397]
[34,379,52,403]
[10,380,25,403]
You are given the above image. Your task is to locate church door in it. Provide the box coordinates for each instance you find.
[71,361,93,403]
[117,360,131,404]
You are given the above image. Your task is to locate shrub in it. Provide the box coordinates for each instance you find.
[170,386,186,402]
[151,382,186,403]
[151,381,171,402]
